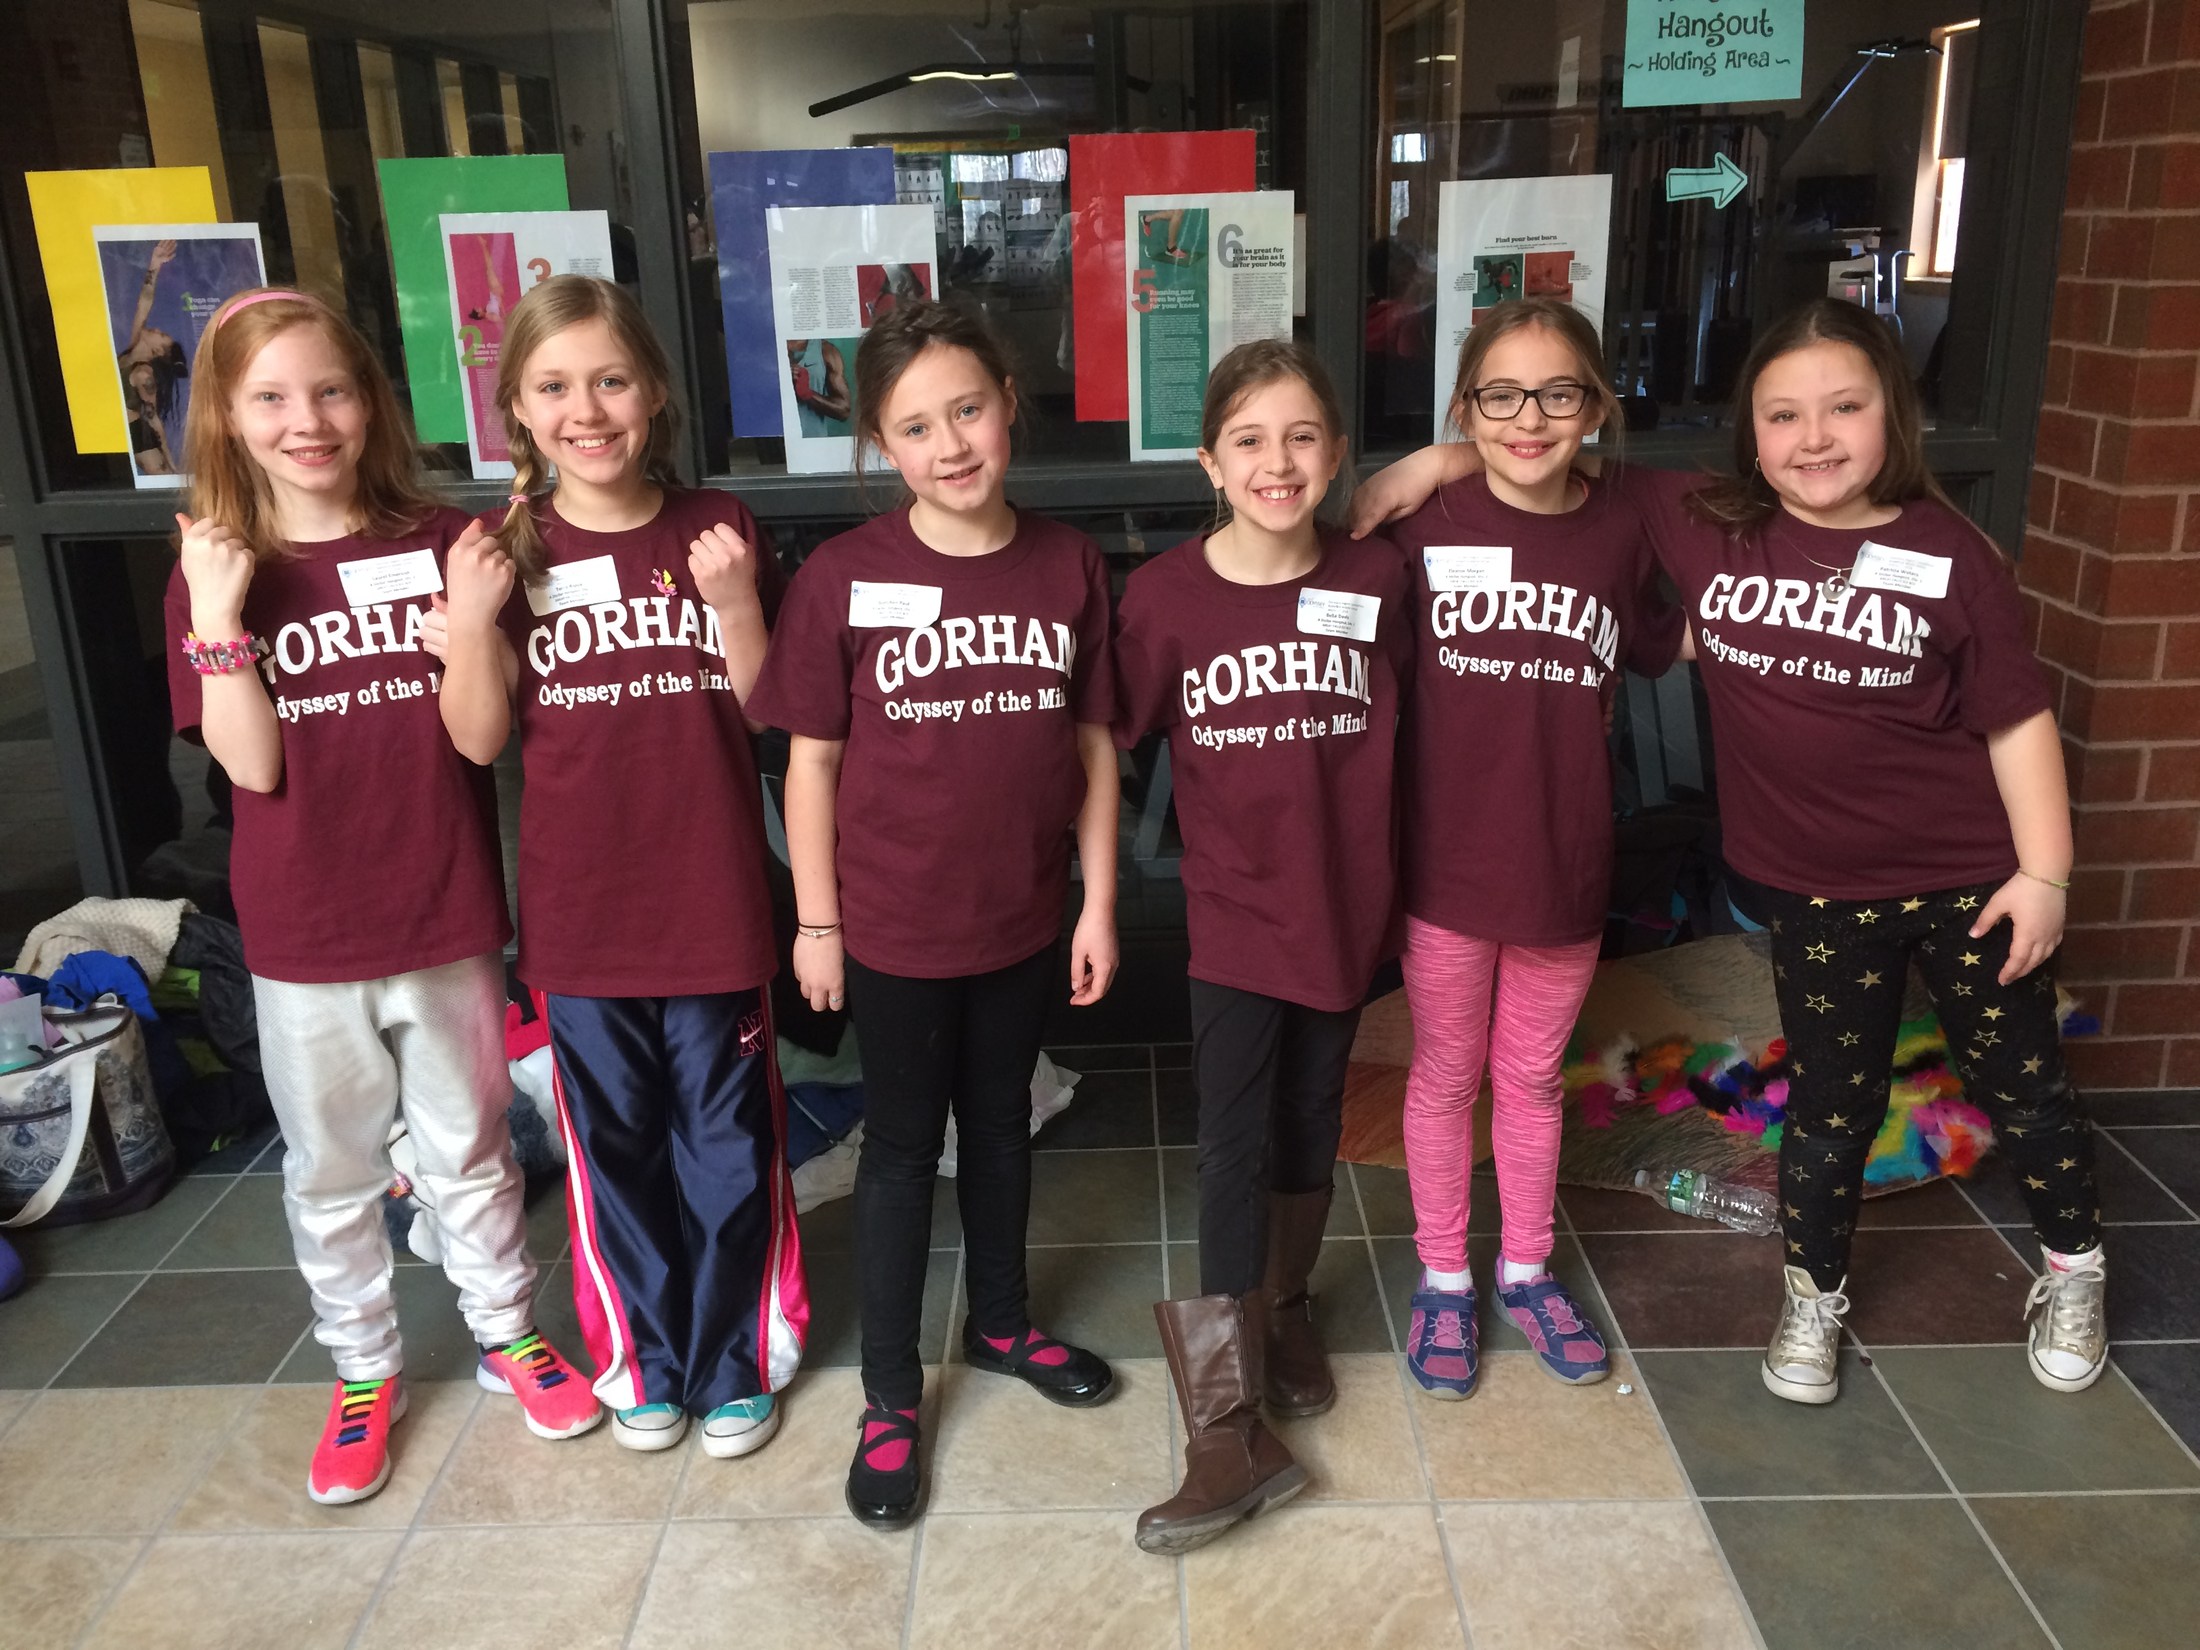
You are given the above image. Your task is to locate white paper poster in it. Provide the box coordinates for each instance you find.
[1433,176,1614,442]
[764,203,938,476]
[438,209,614,479]
[94,223,266,489]
[1121,191,1297,462]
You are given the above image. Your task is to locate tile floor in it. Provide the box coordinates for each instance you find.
[3,1049,2197,1649]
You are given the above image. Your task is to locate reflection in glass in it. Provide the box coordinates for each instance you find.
[1369,0,1985,449]
[671,1,1309,472]
[7,1,621,487]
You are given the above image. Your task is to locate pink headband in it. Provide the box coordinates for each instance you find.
[209,289,314,332]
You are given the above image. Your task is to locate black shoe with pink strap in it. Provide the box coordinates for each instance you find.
[960,1323,1116,1406]
[845,1399,922,1530]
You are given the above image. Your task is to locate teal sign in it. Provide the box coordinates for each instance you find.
[1664,153,1750,209]
[1623,0,1805,107]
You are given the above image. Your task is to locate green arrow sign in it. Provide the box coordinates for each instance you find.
[1664,153,1749,210]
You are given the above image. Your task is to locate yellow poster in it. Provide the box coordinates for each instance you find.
[26,168,218,453]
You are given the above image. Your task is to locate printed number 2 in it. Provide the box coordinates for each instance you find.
[527,258,552,285]
[458,324,487,367]
[1131,268,1157,314]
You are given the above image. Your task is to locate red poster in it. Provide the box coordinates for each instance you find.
[1068,131,1257,422]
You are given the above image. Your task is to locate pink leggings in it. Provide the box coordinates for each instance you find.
[1401,915,1601,1275]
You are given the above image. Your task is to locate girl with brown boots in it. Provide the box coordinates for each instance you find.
[1112,340,1411,1553]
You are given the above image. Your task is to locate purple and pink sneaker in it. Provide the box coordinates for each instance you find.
[1496,1268,1609,1385]
[1406,1280,1479,1400]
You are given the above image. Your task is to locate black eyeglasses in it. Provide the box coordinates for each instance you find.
[1468,382,1590,419]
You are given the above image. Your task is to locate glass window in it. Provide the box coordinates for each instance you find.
[0,542,84,959]
[7,0,626,490]
[1369,0,1992,451]
[664,0,1311,475]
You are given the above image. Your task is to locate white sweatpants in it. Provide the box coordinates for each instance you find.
[254,954,535,1380]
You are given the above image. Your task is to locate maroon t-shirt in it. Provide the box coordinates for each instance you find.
[1113,527,1412,1013]
[499,487,784,997]
[746,507,1114,979]
[1621,467,2054,898]
[164,506,510,983]
[1389,475,1681,945]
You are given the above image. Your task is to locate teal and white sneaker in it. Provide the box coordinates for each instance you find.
[611,1402,688,1452]
[701,1394,780,1459]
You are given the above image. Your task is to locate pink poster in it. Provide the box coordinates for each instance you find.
[449,231,520,464]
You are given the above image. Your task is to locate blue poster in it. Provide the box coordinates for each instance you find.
[1623,1,1805,108]
[710,148,897,438]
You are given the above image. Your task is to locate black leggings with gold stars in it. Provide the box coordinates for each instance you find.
[1759,879,2101,1290]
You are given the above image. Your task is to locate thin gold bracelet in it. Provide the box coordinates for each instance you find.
[2016,868,2071,891]
[796,921,842,938]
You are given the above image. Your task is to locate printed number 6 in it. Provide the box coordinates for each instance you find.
[527,258,553,285]
[458,324,487,367]
[1131,268,1158,314]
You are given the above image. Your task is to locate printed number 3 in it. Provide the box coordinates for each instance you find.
[527,257,552,285]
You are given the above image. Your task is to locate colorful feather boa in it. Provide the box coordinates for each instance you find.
[1558,1003,2088,1188]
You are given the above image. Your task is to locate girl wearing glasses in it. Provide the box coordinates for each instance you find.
[1381,299,1679,1402]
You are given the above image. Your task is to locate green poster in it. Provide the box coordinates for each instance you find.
[1623,0,1804,107]
[1131,207,1209,455]
[377,155,569,442]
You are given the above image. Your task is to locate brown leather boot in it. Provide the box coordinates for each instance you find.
[1134,1293,1308,1556]
[1262,1186,1336,1416]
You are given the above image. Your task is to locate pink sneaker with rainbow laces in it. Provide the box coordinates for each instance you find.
[308,1375,407,1505]
[477,1332,603,1439]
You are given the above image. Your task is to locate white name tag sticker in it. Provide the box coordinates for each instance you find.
[1422,545,1512,593]
[1296,588,1380,643]
[337,548,442,608]
[848,580,944,629]
[1847,541,1952,601]
[525,555,623,616]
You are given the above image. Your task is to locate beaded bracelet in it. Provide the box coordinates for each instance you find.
[180,631,260,676]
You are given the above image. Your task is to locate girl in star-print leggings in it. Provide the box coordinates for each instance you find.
[1754,881,2100,1305]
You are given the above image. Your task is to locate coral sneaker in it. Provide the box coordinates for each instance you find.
[477,1332,603,1440]
[308,1375,407,1505]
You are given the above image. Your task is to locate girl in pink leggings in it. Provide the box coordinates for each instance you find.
[1383,299,1679,1397]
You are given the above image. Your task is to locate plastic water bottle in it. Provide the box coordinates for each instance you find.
[1634,1169,1778,1237]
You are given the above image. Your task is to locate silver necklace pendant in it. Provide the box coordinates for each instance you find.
[1816,569,1848,603]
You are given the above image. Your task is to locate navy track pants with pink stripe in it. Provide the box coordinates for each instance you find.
[542,988,807,1413]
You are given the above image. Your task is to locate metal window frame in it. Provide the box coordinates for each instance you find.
[0,0,2087,899]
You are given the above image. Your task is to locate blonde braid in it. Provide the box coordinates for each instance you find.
[503,429,550,583]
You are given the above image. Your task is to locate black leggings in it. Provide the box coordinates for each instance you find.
[845,945,1054,1409]
[1188,979,1362,1297]
[1760,880,2101,1290]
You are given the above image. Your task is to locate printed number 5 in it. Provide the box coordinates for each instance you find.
[1131,268,1158,314]
[458,324,487,367]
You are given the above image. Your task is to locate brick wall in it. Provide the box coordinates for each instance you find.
[2023,0,2200,1088]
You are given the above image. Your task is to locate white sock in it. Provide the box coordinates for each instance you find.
[1422,1266,1471,1292]
[1498,1254,1549,1287]
[2045,1245,2104,1274]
